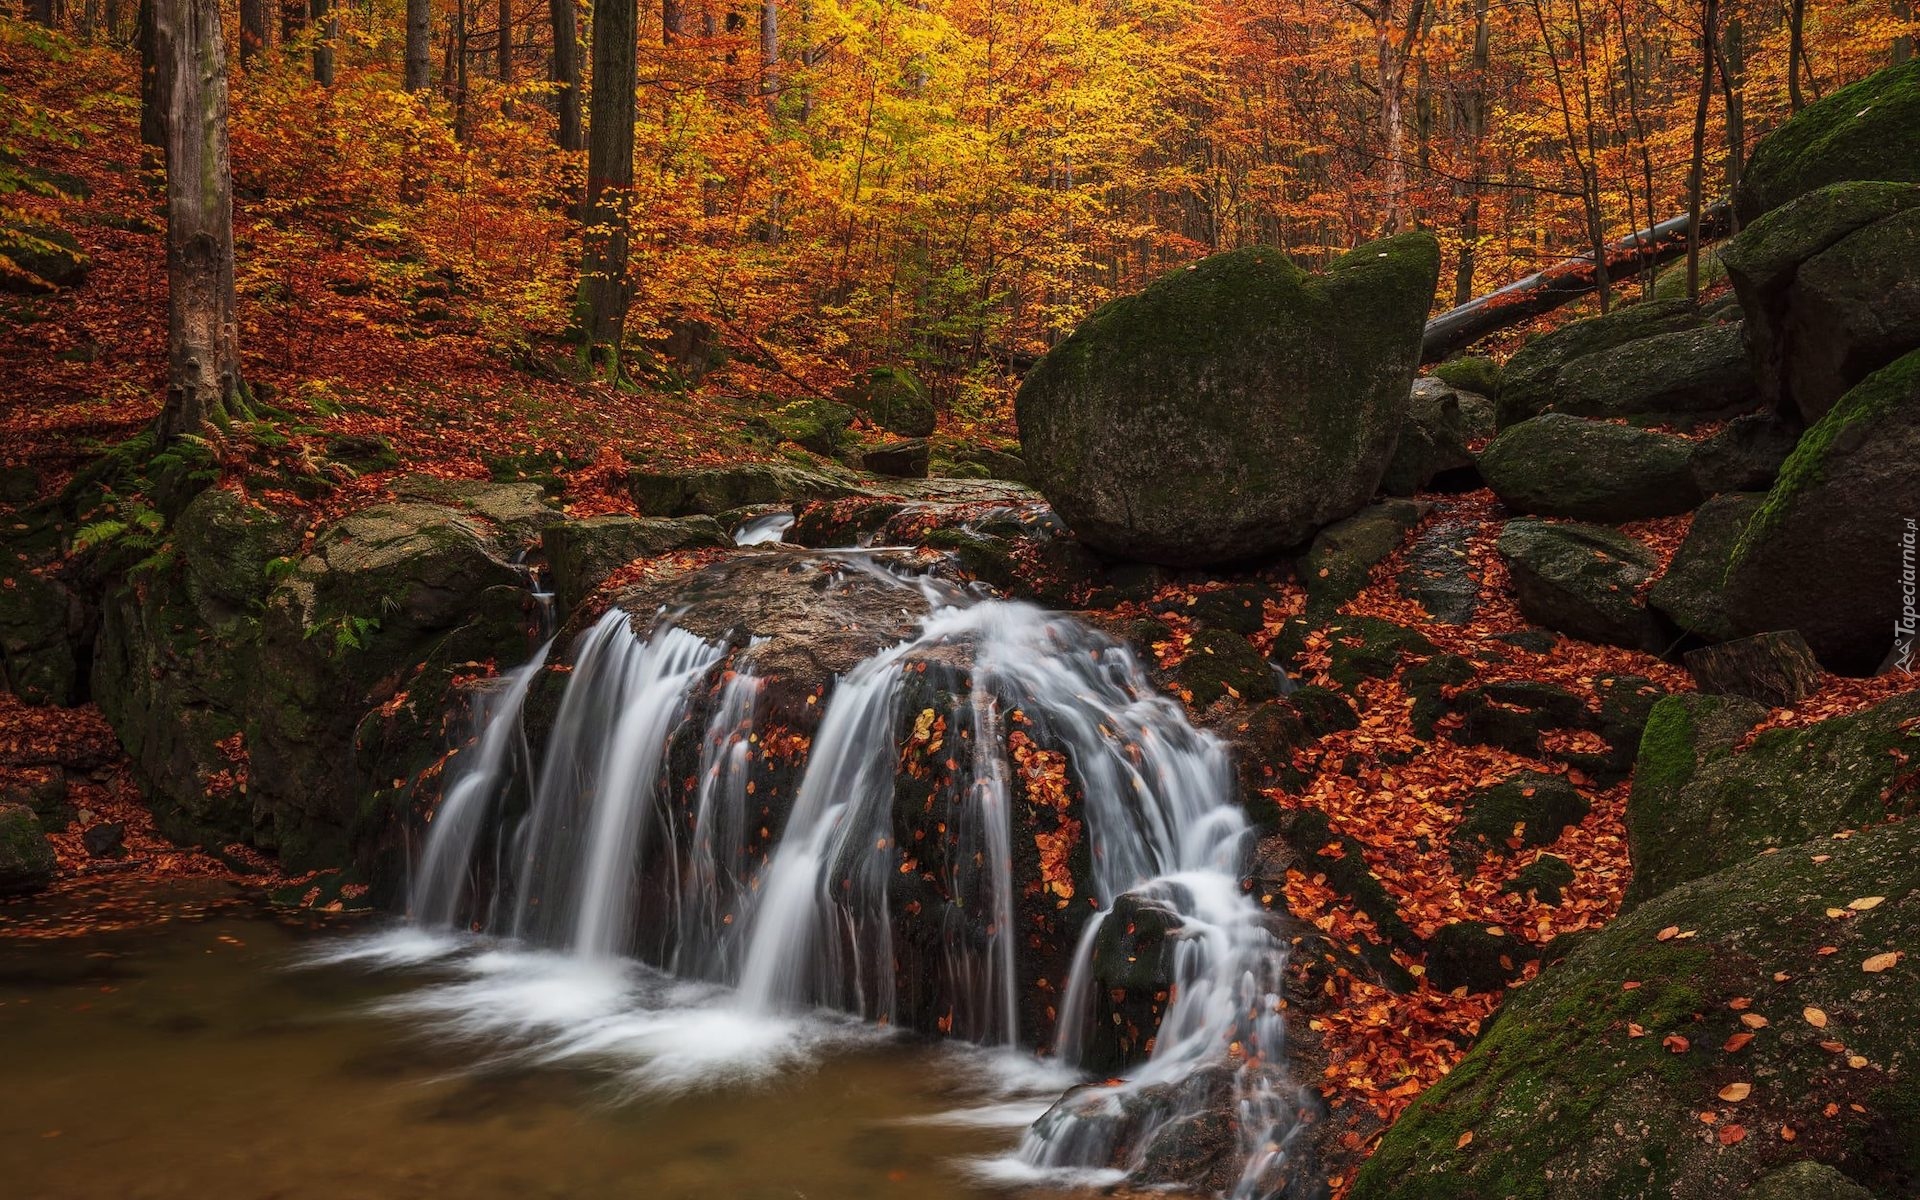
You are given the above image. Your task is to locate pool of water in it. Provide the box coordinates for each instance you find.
[0,880,1109,1200]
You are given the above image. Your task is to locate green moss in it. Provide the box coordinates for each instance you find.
[1506,853,1575,905]
[1433,355,1501,398]
[1455,773,1590,856]
[1175,628,1277,707]
[1735,58,1920,223]
[1633,696,1700,798]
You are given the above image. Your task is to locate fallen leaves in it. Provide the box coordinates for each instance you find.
[1847,896,1886,911]
[1717,1124,1746,1145]
[1663,1034,1691,1054]
[1723,1032,1755,1052]
[1803,1007,1829,1029]
[1717,1082,1751,1102]
[1739,1012,1769,1029]
[1862,951,1901,973]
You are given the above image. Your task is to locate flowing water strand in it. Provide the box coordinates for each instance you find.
[669,669,764,982]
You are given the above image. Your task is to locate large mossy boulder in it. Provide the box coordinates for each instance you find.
[1733,58,1920,224]
[1381,377,1494,496]
[757,397,853,455]
[1548,322,1758,425]
[1720,181,1920,424]
[0,803,56,893]
[541,514,731,613]
[1015,233,1440,566]
[845,366,937,438]
[1497,518,1666,652]
[1722,349,1920,674]
[1479,414,1700,522]
[1498,299,1705,428]
[1625,689,1920,907]
[1648,492,1767,643]
[1351,815,1920,1200]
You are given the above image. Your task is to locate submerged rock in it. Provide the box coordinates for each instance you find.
[1016,233,1439,566]
[1721,349,1920,673]
[1352,815,1920,1200]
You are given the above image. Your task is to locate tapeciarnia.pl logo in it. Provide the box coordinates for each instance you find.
[1899,517,1917,674]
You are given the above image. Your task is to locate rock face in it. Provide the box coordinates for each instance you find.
[1721,180,1920,424]
[0,803,56,894]
[1351,815,1920,1200]
[541,514,730,614]
[0,565,84,705]
[1733,58,1920,224]
[1648,492,1766,643]
[1497,299,1706,428]
[92,482,551,878]
[628,461,859,517]
[1016,233,1440,566]
[846,366,937,438]
[1682,630,1824,707]
[1381,377,1494,496]
[1689,412,1799,495]
[1497,519,1665,652]
[1479,414,1700,522]
[1625,689,1920,906]
[1548,321,1758,425]
[1722,349,1920,674]
[1299,499,1425,614]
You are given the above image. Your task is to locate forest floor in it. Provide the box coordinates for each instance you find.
[5,23,1917,1200]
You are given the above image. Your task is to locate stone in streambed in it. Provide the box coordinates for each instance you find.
[0,803,56,893]
[1496,518,1667,653]
[1016,234,1439,566]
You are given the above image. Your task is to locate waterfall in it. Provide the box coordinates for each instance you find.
[405,560,1298,1193]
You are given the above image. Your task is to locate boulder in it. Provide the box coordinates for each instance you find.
[1722,349,1920,673]
[929,439,1030,485]
[1381,377,1494,495]
[757,397,853,455]
[1015,233,1440,566]
[1352,815,1920,1200]
[0,802,55,893]
[1733,58,1920,224]
[1625,689,1920,906]
[1498,299,1705,428]
[1648,492,1767,642]
[541,514,731,613]
[1432,355,1501,398]
[0,565,84,705]
[1426,920,1532,993]
[860,439,931,478]
[1454,772,1591,859]
[1397,514,1480,625]
[1689,412,1800,495]
[1299,498,1425,612]
[1496,518,1666,652]
[0,223,90,293]
[1547,322,1759,425]
[628,461,860,517]
[1447,679,1589,756]
[1479,414,1701,522]
[1683,630,1823,707]
[1745,1162,1878,1200]
[845,366,937,438]
[1721,180,1920,424]
[1504,853,1574,906]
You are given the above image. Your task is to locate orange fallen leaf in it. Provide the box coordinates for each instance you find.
[1862,952,1899,973]
[1663,1034,1690,1053]
[1847,1055,1868,1069]
[1780,1126,1796,1141]
[1847,896,1885,911]
[1723,1032,1755,1052]
[1656,926,1680,941]
[1739,1013,1769,1029]
[1456,1130,1473,1149]
[1718,1082,1751,1102]
[1718,1124,1745,1145]
[1803,1007,1829,1028]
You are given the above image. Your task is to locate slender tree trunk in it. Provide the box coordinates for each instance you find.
[497,0,512,81]
[1720,15,1744,205]
[662,0,682,41]
[577,0,639,369]
[549,0,583,151]
[239,0,267,69]
[759,0,777,117]
[1896,0,1913,64]
[310,0,336,85]
[139,0,168,149]
[1787,0,1807,111]
[153,0,250,442]
[1452,0,1489,305]
[281,0,304,50]
[1687,0,1718,299]
[27,0,54,24]
[404,0,431,90]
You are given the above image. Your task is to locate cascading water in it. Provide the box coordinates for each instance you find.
[395,551,1301,1195]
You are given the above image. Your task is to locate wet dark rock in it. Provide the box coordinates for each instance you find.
[1504,853,1574,906]
[0,560,86,706]
[1381,378,1493,496]
[1625,688,1920,906]
[844,366,937,438]
[1689,412,1800,495]
[1406,652,1475,739]
[81,820,125,858]
[1497,298,1706,428]
[1016,234,1439,566]
[1300,499,1425,613]
[1745,1161,1878,1200]
[1318,616,1436,690]
[1548,321,1759,426]
[1497,518,1667,653]
[1721,349,1920,673]
[1479,414,1700,522]
[860,439,930,478]
[1683,630,1823,707]
[1284,808,1418,981]
[1648,492,1766,643]
[929,439,1030,485]
[1176,628,1278,708]
[1450,680,1587,756]
[541,514,731,613]
[0,802,55,893]
[1454,772,1590,860]
[1396,515,1480,624]
[1425,921,1531,993]
[629,461,860,517]
[756,397,853,455]
[0,765,68,824]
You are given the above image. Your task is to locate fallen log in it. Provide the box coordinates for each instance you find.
[1421,201,1733,363]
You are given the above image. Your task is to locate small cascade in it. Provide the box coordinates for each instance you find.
[731,510,794,545]
[404,554,1300,1193]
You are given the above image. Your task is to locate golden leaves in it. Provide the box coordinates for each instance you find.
[1717,1082,1751,1102]
[1803,1007,1829,1029]
[1862,951,1900,973]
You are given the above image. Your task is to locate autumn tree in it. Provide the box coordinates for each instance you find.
[405,0,431,91]
[550,0,582,150]
[153,0,250,441]
[577,0,639,371]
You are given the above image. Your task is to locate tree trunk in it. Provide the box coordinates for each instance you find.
[139,0,167,149]
[404,0,431,90]
[1720,15,1744,204]
[239,0,267,69]
[281,0,304,50]
[549,0,583,151]
[153,0,249,442]
[759,0,777,117]
[1686,0,1718,299]
[662,0,682,41]
[497,0,512,82]
[1787,0,1807,111]
[577,0,639,369]
[1452,0,1489,306]
[27,0,54,24]
[310,0,336,85]
[1896,0,1913,65]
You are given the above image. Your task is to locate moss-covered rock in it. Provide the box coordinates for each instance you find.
[1382,378,1494,496]
[1300,498,1425,612]
[1626,688,1920,907]
[1648,492,1766,643]
[845,366,937,438]
[1434,355,1501,398]
[0,223,90,293]
[1496,518,1666,652]
[1175,628,1278,707]
[1456,772,1591,859]
[1450,680,1590,756]
[758,397,854,455]
[1744,1161,1878,1200]
[1480,415,1701,522]
[1317,615,1437,691]
[1689,412,1800,495]
[1015,233,1440,566]
[1734,58,1920,224]
[1498,299,1706,427]
[1548,322,1759,425]
[1506,853,1575,905]
[628,461,861,517]
[929,439,1030,485]
[1426,920,1533,992]
[1352,815,1920,1200]
[1774,205,1920,423]
[541,514,731,613]
[0,563,84,705]
[0,802,55,893]
[1722,349,1920,673]
[860,439,930,478]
